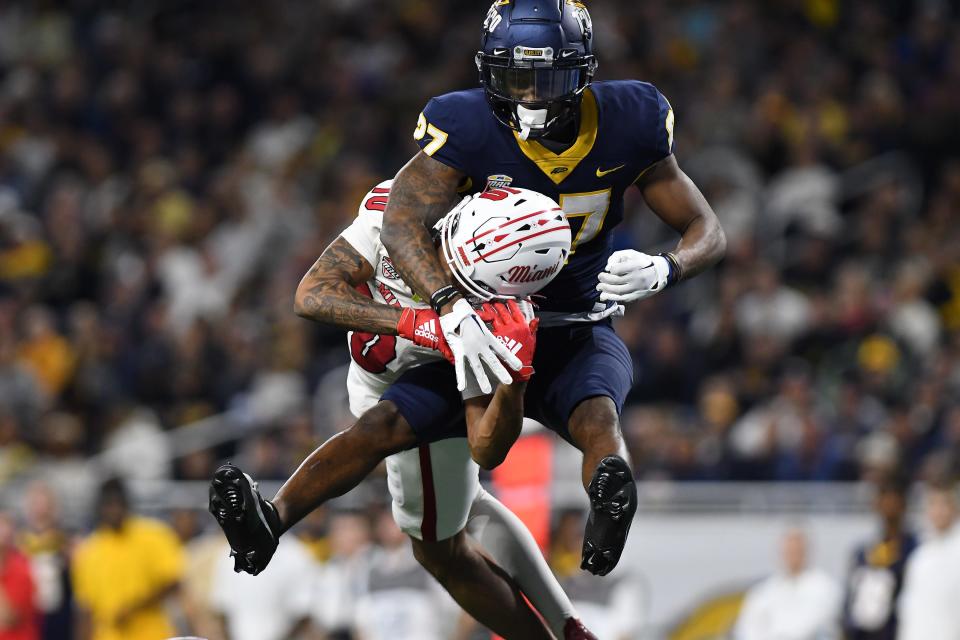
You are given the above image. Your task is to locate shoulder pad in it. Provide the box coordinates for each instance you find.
[414,89,488,173]
[598,80,675,160]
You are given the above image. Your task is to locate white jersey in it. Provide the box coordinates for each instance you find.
[340,180,483,416]
[339,180,482,542]
[330,184,580,628]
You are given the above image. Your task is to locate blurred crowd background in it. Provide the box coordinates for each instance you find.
[1,0,960,639]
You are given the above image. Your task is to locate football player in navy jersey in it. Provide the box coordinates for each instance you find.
[380,0,726,575]
[843,473,918,640]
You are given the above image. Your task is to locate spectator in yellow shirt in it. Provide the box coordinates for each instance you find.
[71,477,184,640]
[16,307,75,399]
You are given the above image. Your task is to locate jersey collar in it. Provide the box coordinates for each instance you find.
[512,88,599,185]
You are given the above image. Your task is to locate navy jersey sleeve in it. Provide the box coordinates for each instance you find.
[653,85,675,158]
[412,92,483,174]
[613,80,675,164]
[636,81,675,161]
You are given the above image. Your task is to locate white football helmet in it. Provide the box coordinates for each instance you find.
[438,187,571,300]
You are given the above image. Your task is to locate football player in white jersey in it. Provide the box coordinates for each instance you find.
[209,182,597,639]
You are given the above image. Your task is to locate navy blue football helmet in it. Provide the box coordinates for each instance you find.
[476,0,598,138]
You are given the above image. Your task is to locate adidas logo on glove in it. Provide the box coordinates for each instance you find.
[415,319,440,343]
[497,335,523,355]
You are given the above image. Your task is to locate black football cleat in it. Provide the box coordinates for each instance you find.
[581,455,637,576]
[208,463,282,576]
[563,617,599,640]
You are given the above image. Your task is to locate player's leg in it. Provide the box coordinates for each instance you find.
[386,439,551,639]
[568,395,629,489]
[208,400,416,574]
[271,360,471,533]
[468,489,596,640]
[567,396,636,576]
[526,322,637,576]
[411,532,552,640]
[383,366,597,638]
[272,400,415,530]
[210,359,469,575]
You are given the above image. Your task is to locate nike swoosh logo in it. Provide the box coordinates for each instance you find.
[596,164,625,177]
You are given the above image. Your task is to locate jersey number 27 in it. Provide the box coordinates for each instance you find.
[560,188,612,254]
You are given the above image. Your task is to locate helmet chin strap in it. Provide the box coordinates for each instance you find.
[516,104,551,140]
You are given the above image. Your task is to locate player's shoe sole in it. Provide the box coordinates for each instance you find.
[580,455,637,576]
[208,463,281,576]
[563,617,599,640]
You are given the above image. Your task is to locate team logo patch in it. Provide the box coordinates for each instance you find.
[486,174,513,190]
[381,257,399,280]
[551,166,568,175]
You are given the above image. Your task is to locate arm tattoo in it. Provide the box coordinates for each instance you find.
[381,152,463,306]
[294,237,402,335]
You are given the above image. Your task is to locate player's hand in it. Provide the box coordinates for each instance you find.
[439,299,522,394]
[597,249,671,303]
[397,307,454,364]
[477,300,539,382]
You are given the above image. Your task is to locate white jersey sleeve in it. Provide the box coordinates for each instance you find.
[340,180,390,268]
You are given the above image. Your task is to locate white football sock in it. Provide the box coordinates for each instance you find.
[468,488,576,638]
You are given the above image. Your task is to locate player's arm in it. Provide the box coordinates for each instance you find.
[380,151,464,309]
[294,236,400,335]
[464,382,527,470]
[461,301,538,469]
[382,151,521,392]
[598,86,725,303]
[638,154,726,280]
[599,159,725,303]
[294,236,455,358]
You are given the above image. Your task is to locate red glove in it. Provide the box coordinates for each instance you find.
[476,300,539,382]
[397,307,455,364]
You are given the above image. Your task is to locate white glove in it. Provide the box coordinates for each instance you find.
[596,250,671,303]
[439,298,523,394]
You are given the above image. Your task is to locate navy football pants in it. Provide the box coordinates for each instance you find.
[382,321,634,445]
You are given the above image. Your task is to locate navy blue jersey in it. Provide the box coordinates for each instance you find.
[413,80,674,313]
[843,533,918,640]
